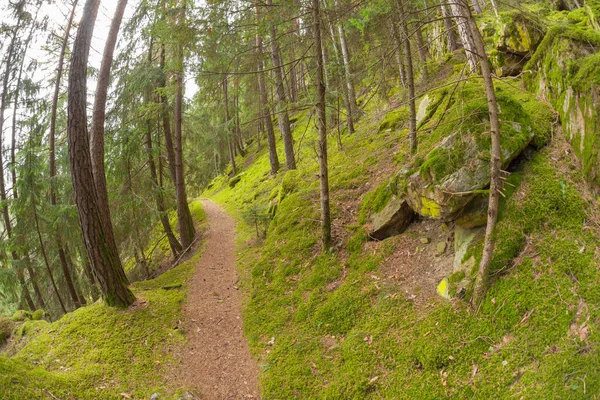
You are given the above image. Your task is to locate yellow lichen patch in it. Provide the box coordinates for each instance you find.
[437,278,449,299]
[420,197,441,218]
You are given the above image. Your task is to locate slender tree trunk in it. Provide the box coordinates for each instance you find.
[17,269,36,311]
[464,2,502,308]
[255,3,280,174]
[449,0,479,72]
[312,0,332,249]
[159,45,178,186]
[265,0,297,170]
[144,41,182,258]
[49,0,82,312]
[324,0,355,133]
[441,1,459,52]
[173,1,195,249]
[471,0,482,14]
[333,0,358,118]
[289,19,300,103]
[233,75,246,156]
[68,0,135,308]
[390,19,407,87]
[31,193,67,314]
[90,0,128,253]
[25,263,47,311]
[396,0,417,152]
[0,9,32,310]
[223,76,238,176]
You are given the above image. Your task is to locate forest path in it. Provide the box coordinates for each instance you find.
[174,199,260,399]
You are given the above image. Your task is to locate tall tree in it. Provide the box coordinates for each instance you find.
[144,41,182,258]
[461,0,502,307]
[49,0,85,309]
[90,0,128,250]
[265,0,297,169]
[173,0,195,248]
[254,2,280,175]
[313,0,332,249]
[68,0,135,307]
[396,0,417,153]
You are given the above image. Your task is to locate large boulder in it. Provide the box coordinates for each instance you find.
[525,25,600,190]
[485,11,546,76]
[368,196,414,240]
[404,83,538,220]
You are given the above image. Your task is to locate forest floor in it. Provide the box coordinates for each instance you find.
[172,199,260,399]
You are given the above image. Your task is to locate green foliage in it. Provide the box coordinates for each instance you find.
[11,310,32,322]
[1,202,206,399]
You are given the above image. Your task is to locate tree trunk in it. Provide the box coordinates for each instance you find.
[173,1,195,249]
[17,269,35,311]
[449,0,479,72]
[49,0,82,311]
[31,192,67,314]
[25,263,47,311]
[464,2,502,308]
[396,0,417,152]
[223,76,238,176]
[324,0,355,134]
[159,45,178,186]
[255,3,280,175]
[265,0,297,170]
[333,0,358,118]
[68,0,135,308]
[440,1,459,52]
[289,19,300,103]
[389,19,407,87]
[312,0,332,249]
[233,75,246,156]
[144,41,182,258]
[90,0,128,253]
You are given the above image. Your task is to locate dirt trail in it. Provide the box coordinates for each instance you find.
[175,199,260,399]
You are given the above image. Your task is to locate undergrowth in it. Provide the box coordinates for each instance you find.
[0,200,206,400]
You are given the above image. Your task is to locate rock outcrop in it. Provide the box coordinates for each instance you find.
[368,196,414,240]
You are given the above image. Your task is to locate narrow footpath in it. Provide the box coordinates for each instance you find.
[175,199,260,399]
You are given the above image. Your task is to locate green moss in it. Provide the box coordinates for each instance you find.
[11,310,32,322]
[378,107,409,132]
[2,202,207,399]
[346,227,368,254]
[358,179,394,224]
[0,315,15,342]
[30,310,45,321]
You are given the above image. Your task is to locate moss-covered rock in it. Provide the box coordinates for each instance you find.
[378,107,409,132]
[30,310,45,321]
[10,310,32,322]
[368,196,414,240]
[525,24,600,189]
[0,315,15,343]
[403,81,552,221]
[486,11,546,76]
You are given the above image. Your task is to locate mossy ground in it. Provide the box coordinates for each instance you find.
[203,32,600,398]
[0,200,206,400]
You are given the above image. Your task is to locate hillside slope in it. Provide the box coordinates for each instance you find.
[204,6,600,398]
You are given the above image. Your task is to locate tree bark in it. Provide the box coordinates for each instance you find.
[173,1,195,249]
[17,269,36,311]
[49,0,82,311]
[145,43,182,258]
[464,2,502,308]
[255,3,280,174]
[223,76,238,176]
[90,0,128,253]
[324,0,355,134]
[440,1,459,52]
[68,0,135,308]
[159,45,178,186]
[389,19,407,87]
[265,0,297,170]
[31,192,67,314]
[396,0,417,152]
[25,263,47,311]
[333,0,358,119]
[312,0,332,249]
[449,0,479,72]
